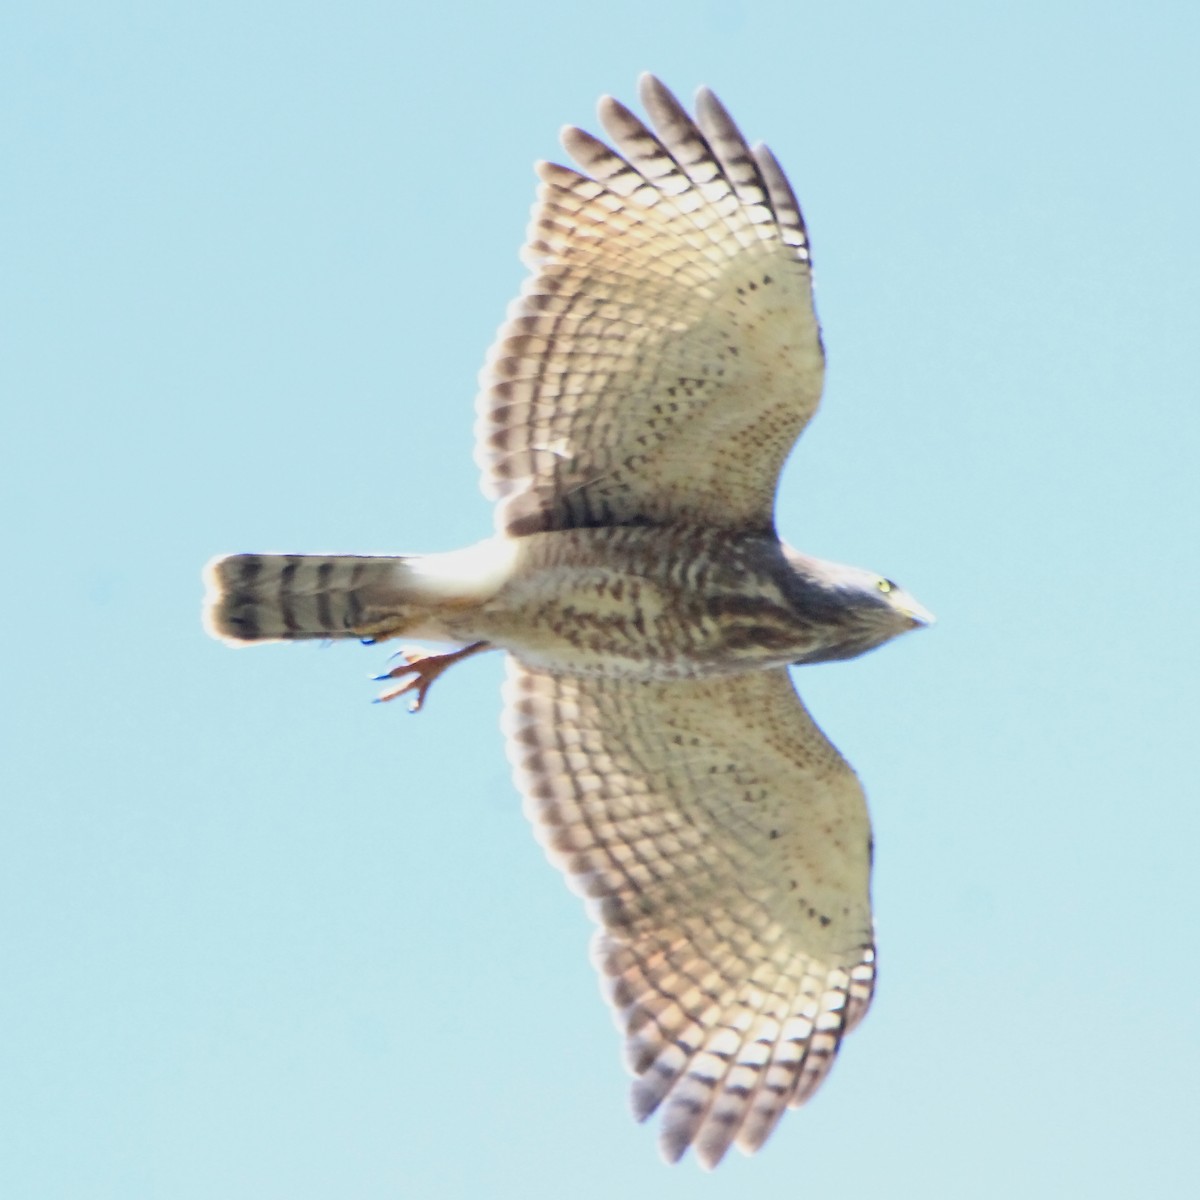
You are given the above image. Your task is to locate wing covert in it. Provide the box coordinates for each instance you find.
[501,662,875,1168]
[475,74,825,536]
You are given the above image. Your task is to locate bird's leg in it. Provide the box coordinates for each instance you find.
[374,640,490,712]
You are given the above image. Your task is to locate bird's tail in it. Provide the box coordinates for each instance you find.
[203,553,430,644]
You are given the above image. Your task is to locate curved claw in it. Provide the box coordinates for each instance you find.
[373,641,490,712]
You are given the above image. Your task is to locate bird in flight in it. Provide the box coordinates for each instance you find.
[204,74,931,1168]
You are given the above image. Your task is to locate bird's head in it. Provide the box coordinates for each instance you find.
[781,547,934,664]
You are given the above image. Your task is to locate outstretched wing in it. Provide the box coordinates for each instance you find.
[476,74,824,537]
[502,662,875,1168]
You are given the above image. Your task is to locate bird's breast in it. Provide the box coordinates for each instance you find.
[460,526,824,680]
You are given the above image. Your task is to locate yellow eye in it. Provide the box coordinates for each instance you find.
[877,578,895,594]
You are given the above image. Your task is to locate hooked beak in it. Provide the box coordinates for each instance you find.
[900,596,936,629]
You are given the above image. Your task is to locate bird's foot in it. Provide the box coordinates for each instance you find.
[373,641,489,712]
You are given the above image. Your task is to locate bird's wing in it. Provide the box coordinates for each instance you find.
[476,74,824,536]
[502,661,875,1168]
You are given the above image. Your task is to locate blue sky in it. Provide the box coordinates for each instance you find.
[4,2,1198,1196]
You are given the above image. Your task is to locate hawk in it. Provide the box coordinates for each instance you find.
[203,75,931,1168]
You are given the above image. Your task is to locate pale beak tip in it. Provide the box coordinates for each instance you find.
[905,602,936,629]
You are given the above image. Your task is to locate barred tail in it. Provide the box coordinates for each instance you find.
[203,553,421,644]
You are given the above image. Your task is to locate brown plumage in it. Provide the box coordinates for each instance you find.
[203,75,931,1168]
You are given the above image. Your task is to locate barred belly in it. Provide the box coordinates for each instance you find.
[465,526,820,681]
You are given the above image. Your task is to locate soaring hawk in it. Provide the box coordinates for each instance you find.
[204,74,931,1168]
